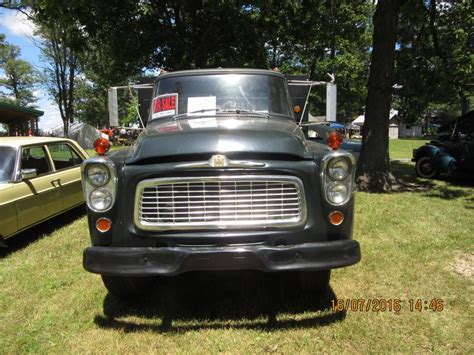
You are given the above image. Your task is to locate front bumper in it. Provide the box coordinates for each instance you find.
[83,240,361,276]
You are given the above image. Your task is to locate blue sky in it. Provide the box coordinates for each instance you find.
[0,8,62,131]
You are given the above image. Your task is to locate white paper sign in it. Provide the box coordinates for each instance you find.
[187,96,216,116]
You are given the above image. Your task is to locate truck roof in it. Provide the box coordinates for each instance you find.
[156,68,285,81]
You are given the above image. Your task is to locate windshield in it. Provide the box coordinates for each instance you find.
[0,147,16,183]
[152,73,292,120]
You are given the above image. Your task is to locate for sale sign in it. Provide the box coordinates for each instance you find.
[152,93,178,119]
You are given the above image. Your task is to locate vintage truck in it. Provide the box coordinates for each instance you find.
[81,68,361,299]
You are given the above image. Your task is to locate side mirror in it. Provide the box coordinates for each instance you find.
[21,168,37,180]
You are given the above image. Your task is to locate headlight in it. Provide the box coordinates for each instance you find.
[327,183,348,204]
[86,163,110,187]
[89,189,113,211]
[327,157,351,181]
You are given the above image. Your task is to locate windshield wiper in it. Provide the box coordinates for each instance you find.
[173,108,270,121]
[221,109,270,119]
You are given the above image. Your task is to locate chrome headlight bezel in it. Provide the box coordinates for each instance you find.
[81,157,117,213]
[320,151,355,206]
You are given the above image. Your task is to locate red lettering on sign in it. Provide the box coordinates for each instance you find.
[154,99,161,112]
[153,94,177,115]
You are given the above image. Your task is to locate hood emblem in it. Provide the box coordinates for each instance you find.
[175,155,265,169]
[209,154,228,167]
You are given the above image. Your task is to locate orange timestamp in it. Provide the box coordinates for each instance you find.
[331,298,444,313]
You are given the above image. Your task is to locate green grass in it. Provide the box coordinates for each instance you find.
[389,138,429,160]
[1,142,473,353]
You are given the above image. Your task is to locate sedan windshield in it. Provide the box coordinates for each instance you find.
[0,147,16,183]
[152,73,292,120]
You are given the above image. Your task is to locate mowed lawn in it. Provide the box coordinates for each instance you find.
[1,140,473,353]
[389,138,429,160]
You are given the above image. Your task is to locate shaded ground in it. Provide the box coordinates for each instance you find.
[96,272,343,332]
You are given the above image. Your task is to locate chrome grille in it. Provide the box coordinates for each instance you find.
[134,175,306,230]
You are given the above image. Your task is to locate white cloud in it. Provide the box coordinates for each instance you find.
[36,96,63,131]
[0,10,37,38]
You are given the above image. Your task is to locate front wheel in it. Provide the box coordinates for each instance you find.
[299,270,331,295]
[415,156,439,179]
[101,275,155,299]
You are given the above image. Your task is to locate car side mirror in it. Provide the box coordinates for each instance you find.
[20,168,37,180]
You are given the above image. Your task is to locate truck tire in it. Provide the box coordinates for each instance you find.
[101,275,155,299]
[299,270,331,295]
[415,156,439,179]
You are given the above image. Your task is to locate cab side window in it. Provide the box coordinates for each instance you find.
[21,146,51,176]
[48,143,83,170]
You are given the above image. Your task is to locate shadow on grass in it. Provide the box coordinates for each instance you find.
[94,271,345,332]
[0,205,86,258]
[465,197,474,210]
[390,161,474,200]
[390,160,435,192]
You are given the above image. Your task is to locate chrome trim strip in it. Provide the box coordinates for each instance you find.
[134,175,306,231]
[81,156,117,213]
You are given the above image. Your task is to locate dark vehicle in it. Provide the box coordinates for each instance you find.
[81,69,360,299]
[412,111,474,178]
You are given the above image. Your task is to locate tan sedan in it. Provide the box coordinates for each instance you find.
[0,137,89,242]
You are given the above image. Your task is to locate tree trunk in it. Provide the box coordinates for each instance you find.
[356,0,404,192]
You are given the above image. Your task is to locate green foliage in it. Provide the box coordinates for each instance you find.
[395,0,474,124]
[26,0,471,131]
[274,1,374,121]
[28,1,373,122]
[122,92,139,127]
[74,78,108,128]
[0,33,38,107]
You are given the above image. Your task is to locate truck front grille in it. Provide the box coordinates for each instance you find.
[134,175,306,230]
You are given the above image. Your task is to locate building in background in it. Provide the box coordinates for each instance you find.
[0,101,44,136]
[352,109,422,139]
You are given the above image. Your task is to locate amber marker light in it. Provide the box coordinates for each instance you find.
[96,217,112,233]
[329,211,344,226]
[93,138,110,155]
[293,105,302,113]
[327,131,343,150]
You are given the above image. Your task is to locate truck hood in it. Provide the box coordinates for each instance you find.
[125,116,316,164]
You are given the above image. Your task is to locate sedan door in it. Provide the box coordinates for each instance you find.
[13,145,63,231]
[46,142,85,210]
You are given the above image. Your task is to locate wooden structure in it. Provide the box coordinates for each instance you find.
[0,101,44,136]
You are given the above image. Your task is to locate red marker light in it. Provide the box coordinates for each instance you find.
[94,138,110,155]
[96,217,112,233]
[329,211,344,225]
[327,132,344,150]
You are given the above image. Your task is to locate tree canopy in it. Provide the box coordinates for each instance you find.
[0,33,39,106]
